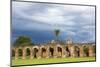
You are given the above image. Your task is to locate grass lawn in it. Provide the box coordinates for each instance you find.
[12,57,95,66]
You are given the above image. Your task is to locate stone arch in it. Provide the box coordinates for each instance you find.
[74,46,80,57]
[57,45,62,58]
[49,46,54,58]
[40,46,47,58]
[32,46,39,58]
[17,48,23,59]
[83,45,89,57]
[24,47,31,59]
[65,46,70,57]
[12,48,15,58]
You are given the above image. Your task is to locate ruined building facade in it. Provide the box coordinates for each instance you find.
[12,40,96,60]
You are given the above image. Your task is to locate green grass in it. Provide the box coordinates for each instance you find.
[12,57,95,66]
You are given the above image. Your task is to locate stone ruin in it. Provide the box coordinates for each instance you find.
[11,40,96,60]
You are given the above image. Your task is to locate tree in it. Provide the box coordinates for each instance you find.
[13,36,33,47]
[54,29,60,41]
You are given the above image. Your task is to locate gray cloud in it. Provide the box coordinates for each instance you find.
[12,1,95,42]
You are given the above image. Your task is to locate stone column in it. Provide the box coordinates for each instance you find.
[15,49,18,60]
[46,46,50,58]
[30,49,33,59]
[89,46,94,57]
[79,46,84,57]
[37,48,41,59]
[70,46,75,57]
[54,46,57,58]
[22,49,26,59]
[62,47,66,58]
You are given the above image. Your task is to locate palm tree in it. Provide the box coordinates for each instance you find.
[54,29,60,41]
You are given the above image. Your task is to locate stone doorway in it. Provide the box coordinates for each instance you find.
[26,48,31,59]
[66,46,70,57]
[18,49,23,59]
[57,47,62,58]
[49,47,54,58]
[41,48,46,58]
[74,46,80,57]
[12,49,15,58]
[33,48,38,58]
[83,46,89,57]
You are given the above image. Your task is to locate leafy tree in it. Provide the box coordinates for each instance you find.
[13,36,33,47]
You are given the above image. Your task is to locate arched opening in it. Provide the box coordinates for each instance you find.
[66,47,70,57]
[41,48,46,58]
[33,48,38,58]
[83,46,89,57]
[26,48,31,59]
[74,46,80,57]
[12,49,15,59]
[49,47,54,58]
[57,47,62,58]
[18,49,23,59]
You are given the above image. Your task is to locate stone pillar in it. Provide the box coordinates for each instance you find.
[62,47,66,58]
[15,49,18,60]
[54,46,57,58]
[70,46,75,57]
[46,46,50,58]
[22,49,26,59]
[89,46,94,57]
[37,48,41,59]
[79,46,84,57]
[30,49,33,59]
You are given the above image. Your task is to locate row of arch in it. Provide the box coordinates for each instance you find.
[12,45,96,59]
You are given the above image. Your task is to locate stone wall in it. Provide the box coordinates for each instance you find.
[12,43,96,60]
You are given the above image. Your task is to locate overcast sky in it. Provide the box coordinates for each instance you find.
[12,1,95,44]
